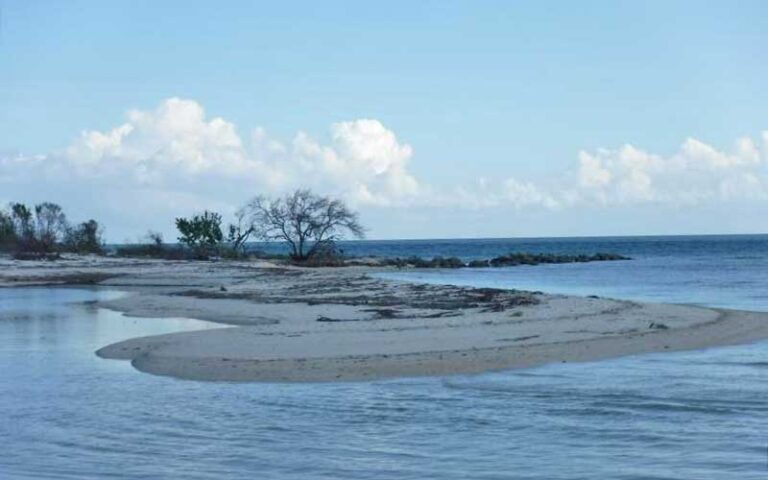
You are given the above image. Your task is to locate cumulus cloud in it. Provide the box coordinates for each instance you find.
[291,119,420,205]
[62,98,267,185]
[575,135,768,206]
[412,129,768,211]
[1,96,767,239]
[1,98,423,209]
[0,98,432,238]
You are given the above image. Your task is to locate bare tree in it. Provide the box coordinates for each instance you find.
[227,207,255,255]
[245,189,364,261]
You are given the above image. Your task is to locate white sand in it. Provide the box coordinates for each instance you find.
[3,254,768,382]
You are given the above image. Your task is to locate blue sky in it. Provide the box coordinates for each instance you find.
[1,1,767,241]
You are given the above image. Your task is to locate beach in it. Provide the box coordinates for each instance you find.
[3,254,768,382]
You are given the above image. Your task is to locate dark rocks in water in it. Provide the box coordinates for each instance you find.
[467,259,491,268]
[381,256,465,269]
[489,252,629,267]
[379,252,629,269]
[423,256,464,268]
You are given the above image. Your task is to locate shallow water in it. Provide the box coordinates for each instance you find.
[3,235,768,479]
[2,290,767,479]
[376,234,768,311]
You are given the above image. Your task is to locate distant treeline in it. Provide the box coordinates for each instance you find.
[1,194,630,268]
[0,202,105,258]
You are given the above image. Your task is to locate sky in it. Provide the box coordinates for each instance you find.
[1,0,767,241]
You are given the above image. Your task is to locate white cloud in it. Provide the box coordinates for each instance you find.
[0,99,435,239]
[63,97,259,182]
[3,98,423,207]
[291,119,420,205]
[578,150,612,189]
[2,96,768,239]
[575,136,768,206]
[504,178,561,209]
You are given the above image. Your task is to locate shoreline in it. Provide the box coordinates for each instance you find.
[3,255,768,382]
[95,307,768,382]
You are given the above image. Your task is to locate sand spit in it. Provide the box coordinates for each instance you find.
[3,254,768,382]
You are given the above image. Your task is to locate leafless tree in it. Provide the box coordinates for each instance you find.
[227,207,255,255]
[245,189,364,260]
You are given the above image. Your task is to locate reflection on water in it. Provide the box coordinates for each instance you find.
[1,287,767,479]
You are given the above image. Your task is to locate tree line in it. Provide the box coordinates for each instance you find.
[0,202,105,258]
[1,190,365,263]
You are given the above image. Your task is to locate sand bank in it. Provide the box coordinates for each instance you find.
[3,255,768,382]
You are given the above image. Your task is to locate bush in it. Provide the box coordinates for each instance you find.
[115,231,190,259]
[64,220,105,254]
[12,251,61,261]
[0,201,97,258]
[298,242,346,267]
[175,211,223,259]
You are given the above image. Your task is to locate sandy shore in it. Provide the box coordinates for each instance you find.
[2,254,768,382]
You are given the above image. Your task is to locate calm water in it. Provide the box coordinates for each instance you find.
[2,235,768,479]
[376,234,768,311]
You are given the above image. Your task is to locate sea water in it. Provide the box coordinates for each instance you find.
[1,235,767,479]
[374,234,768,311]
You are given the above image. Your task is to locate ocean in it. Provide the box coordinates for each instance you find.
[371,234,768,311]
[1,234,767,479]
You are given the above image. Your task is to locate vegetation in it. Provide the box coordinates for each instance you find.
[0,210,16,251]
[225,207,255,256]
[243,189,365,261]
[64,219,105,254]
[0,202,104,258]
[2,194,629,269]
[114,231,185,258]
[175,211,224,259]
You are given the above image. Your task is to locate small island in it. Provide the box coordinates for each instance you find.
[2,191,767,382]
